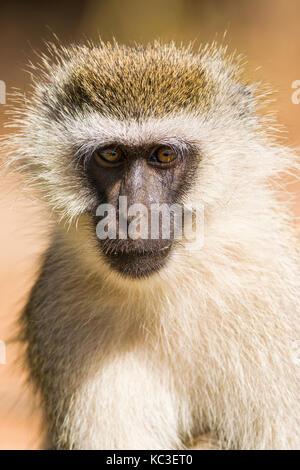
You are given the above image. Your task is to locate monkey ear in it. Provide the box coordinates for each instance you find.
[228,82,256,120]
[203,54,256,121]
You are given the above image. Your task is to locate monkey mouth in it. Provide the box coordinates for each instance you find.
[100,242,172,278]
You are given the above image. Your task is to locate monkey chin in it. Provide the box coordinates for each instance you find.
[102,246,172,279]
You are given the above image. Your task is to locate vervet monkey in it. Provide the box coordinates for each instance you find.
[2,41,299,450]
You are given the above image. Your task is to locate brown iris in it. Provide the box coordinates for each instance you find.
[149,146,177,165]
[94,147,124,167]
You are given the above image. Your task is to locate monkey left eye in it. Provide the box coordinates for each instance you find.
[93,147,125,167]
[149,147,177,165]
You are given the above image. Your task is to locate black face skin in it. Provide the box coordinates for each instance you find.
[85,142,198,278]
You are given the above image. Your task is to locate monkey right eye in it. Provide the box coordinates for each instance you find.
[93,147,125,167]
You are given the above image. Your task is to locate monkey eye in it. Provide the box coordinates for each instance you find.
[149,146,177,166]
[93,147,125,167]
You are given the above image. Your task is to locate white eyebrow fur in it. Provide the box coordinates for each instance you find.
[65,113,203,158]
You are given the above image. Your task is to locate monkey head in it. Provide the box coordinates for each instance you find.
[5,41,274,280]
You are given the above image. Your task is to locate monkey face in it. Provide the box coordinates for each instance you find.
[85,142,199,278]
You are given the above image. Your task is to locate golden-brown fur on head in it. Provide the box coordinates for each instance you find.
[25,40,254,120]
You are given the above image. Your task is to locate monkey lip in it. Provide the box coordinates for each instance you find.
[101,242,172,278]
[106,244,171,258]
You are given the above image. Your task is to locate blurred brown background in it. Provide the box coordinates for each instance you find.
[0,0,299,449]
